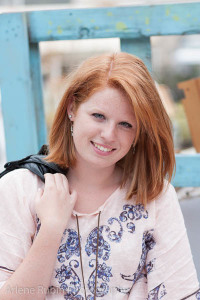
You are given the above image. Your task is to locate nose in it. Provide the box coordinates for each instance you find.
[100,122,116,142]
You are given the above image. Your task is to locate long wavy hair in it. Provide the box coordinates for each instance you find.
[45,52,175,206]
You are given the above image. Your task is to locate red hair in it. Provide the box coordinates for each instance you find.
[45,52,175,206]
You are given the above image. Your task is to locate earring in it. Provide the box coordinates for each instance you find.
[71,124,73,137]
[69,114,72,119]
[132,146,135,154]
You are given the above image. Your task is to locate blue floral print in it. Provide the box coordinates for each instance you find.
[119,204,148,222]
[36,203,150,298]
[196,289,200,299]
[85,226,110,260]
[145,258,156,274]
[107,217,123,241]
[120,230,156,285]
[58,229,80,262]
[147,283,167,299]
[55,260,81,296]
[119,204,148,233]
[87,261,113,298]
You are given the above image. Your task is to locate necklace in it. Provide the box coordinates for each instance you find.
[75,211,101,300]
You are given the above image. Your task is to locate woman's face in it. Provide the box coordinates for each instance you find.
[69,87,137,169]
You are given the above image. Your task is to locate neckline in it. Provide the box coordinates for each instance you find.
[72,185,122,217]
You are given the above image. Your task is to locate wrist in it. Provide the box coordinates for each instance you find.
[40,220,65,236]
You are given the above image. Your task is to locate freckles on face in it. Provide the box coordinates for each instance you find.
[71,87,137,166]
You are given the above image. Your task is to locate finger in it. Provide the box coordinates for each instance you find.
[39,188,44,197]
[54,173,65,190]
[61,174,69,191]
[44,173,55,189]
[37,188,43,197]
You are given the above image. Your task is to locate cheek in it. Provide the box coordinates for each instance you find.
[73,119,99,139]
[121,132,135,148]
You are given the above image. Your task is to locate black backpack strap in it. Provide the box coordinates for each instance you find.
[0,154,32,179]
[0,145,67,182]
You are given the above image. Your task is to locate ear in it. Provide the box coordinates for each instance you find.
[67,98,75,121]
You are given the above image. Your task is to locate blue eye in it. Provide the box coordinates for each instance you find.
[120,122,132,128]
[92,113,105,120]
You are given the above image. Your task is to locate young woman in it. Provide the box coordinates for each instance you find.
[0,53,199,300]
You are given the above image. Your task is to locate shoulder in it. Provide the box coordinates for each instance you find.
[154,180,179,209]
[1,168,39,182]
[150,180,186,232]
[145,180,183,225]
[1,168,43,191]
[0,169,44,215]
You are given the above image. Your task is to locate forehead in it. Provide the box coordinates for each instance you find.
[79,87,135,118]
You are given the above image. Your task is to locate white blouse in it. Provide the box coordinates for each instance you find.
[0,169,199,299]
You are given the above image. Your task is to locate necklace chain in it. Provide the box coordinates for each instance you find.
[76,211,101,300]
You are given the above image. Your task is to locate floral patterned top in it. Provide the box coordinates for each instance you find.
[0,169,199,300]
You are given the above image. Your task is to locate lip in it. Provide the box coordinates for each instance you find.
[91,141,116,150]
[91,141,116,156]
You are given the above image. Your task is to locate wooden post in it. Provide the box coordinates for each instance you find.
[120,37,152,72]
[178,78,200,153]
[0,13,40,160]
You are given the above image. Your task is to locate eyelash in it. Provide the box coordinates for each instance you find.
[120,122,132,129]
[92,113,105,120]
[92,113,132,128]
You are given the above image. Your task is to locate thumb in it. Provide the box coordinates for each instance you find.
[38,188,44,196]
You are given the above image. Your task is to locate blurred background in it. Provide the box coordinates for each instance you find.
[1,0,200,169]
[0,0,200,278]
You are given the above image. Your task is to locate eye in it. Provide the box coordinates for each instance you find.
[92,113,105,120]
[120,122,132,128]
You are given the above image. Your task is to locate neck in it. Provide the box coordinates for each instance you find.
[67,161,121,191]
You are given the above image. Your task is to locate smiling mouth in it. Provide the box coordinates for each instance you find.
[91,141,116,152]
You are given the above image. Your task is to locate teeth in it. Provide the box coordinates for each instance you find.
[93,142,113,152]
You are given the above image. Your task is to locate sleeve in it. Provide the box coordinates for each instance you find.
[144,183,199,300]
[0,169,42,288]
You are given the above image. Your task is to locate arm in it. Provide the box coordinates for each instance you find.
[0,171,77,300]
[147,183,199,299]
[0,222,64,300]
[128,183,199,300]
